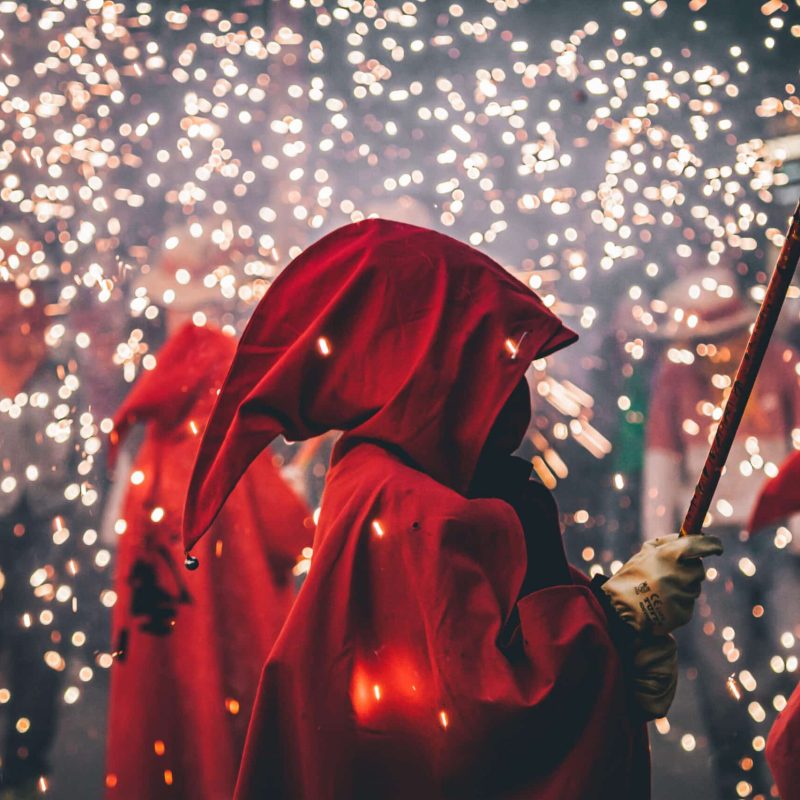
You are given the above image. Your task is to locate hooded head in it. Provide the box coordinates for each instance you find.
[0,280,49,368]
[748,449,800,532]
[133,221,244,314]
[183,220,576,551]
[109,323,236,468]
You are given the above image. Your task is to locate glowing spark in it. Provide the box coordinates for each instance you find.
[225,697,240,715]
[726,674,743,701]
[504,331,528,360]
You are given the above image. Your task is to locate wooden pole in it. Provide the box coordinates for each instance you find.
[680,200,800,536]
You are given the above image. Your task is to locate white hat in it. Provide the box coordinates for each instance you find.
[654,266,754,340]
[134,223,238,312]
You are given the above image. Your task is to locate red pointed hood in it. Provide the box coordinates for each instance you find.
[749,449,800,532]
[110,323,236,467]
[183,219,577,551]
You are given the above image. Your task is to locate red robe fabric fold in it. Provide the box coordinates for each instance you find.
[105,323,311,800]
[766,682,800,800]
[236,444,648,799]
[182,221,649,799]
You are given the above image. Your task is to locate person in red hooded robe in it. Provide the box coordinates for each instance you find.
[182,219,722,800]
[104,245,312,799]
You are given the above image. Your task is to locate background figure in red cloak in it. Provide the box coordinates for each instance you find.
[0,270,78,796]
[103,227,312,800]
[182,220,720,800]
[643,266,800,798]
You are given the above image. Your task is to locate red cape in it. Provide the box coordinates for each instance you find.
[749,449,800,532]
[105,323,311,800]
[767,682,800,800]
[184,221,650,799]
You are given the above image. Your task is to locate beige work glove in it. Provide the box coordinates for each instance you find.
[601,534,723,635]
[633,634,678,721]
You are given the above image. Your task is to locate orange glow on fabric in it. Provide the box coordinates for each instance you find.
[350,664,372,718]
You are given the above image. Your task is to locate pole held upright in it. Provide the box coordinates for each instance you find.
[680,200,800,537]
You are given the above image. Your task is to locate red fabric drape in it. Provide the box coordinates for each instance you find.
[767,682,800,800]
[105,323,311,800]
[184,221,649,799]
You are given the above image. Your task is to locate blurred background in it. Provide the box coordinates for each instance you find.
[0,0,799,798]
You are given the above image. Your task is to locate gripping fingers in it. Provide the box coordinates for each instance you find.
[684,559,706,584]
[671,597,696,629]
[676,534,724,560]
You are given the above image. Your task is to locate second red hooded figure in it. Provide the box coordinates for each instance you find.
[183,220,720,799]
[105,322,311,800]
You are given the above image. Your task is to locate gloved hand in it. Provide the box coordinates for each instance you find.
[601,534,723,635]
[632,633,678,721]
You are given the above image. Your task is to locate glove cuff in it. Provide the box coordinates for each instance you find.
[589,574,638,658]
[591,574,656,722]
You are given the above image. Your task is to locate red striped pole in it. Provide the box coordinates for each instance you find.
[680,200,800,536]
